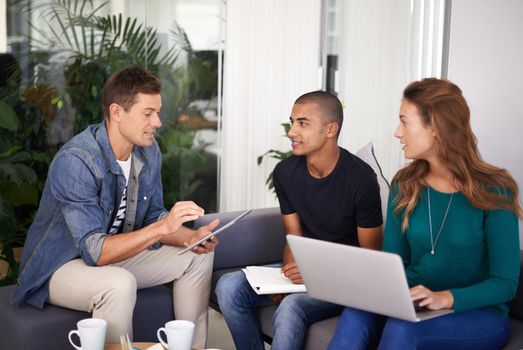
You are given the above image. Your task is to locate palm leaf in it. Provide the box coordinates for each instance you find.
[51,8,74,49]
[170,22,193,52]
[0,163,37,184]
[65,9,82,53]
[0,102,18,131]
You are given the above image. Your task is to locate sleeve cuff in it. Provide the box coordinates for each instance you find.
[158,211,168,221]
[82,232,108,265]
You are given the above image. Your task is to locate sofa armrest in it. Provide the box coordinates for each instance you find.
[508,251,523,319]
[194,208,285,270]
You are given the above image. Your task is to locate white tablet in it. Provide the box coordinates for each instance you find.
[177,209,252,255]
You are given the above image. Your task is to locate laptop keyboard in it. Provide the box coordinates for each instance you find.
[413,302,431,313]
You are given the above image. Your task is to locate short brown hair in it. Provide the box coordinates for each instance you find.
[101,66,161,119]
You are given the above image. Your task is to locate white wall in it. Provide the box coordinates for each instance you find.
[125,0,222,51]
[335,0,447,182]
[219,0,322,212]
[447,0,523,244]
[0,0,6,52]
[337,0,412,182]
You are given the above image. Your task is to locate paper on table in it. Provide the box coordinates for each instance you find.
[242,266,307,295]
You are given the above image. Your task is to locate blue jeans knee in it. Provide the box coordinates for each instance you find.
[216,270,247,308]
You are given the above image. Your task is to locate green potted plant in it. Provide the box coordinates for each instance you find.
[257,123,292,192]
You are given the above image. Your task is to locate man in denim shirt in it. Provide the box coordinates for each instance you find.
[12,67,219,347]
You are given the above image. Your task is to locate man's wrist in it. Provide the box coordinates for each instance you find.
[152,218,169,237]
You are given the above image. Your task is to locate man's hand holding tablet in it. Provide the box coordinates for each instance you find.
[185,218,221,255]
[179,209,252,255]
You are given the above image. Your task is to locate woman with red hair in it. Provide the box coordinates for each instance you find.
[329,78,521,349]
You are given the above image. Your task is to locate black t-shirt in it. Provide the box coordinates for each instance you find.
[273,148,383,246]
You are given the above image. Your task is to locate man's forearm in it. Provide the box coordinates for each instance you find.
[281,213,303,265]
[97,220,166,266]
[159,225,195,246]
[283,241,295,266]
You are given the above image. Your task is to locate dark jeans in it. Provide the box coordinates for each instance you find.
[328,307,510,350]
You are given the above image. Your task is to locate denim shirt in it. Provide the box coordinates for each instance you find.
[12,122,167,309]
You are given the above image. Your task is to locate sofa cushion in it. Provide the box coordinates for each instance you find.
[197,207,285,271]
[508,251,523,320]
[257,304,278,339]
[131,284,174,341]
[0,284,173,350]
[0,285,89,350]
[305,317,338,350]
[506,317,523,349]
[355,142,390,220]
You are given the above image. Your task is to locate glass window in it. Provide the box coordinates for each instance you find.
[0,1,222,275]
[321,0,340,94]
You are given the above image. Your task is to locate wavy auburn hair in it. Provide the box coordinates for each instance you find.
[393,78,521,230]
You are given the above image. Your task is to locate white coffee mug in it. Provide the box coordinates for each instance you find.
[157,320,195,350]
[68,318,107,350]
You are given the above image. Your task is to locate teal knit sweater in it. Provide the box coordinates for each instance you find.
[383,186,520,315]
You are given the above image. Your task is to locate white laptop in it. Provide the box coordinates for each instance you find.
[286,235,453,322]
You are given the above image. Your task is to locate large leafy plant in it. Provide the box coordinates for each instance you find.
[18,0,213,203]
[25,1,181,132]
[0,101,50,286]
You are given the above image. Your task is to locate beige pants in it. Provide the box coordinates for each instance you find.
[48,245,214,348]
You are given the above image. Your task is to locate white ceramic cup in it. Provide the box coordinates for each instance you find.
[68,318,107,350]
[157,320,195,350]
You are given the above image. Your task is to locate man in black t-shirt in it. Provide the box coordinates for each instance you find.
[216,91,383,350]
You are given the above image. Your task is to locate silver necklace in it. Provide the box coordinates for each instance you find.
[427,187,454,255]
